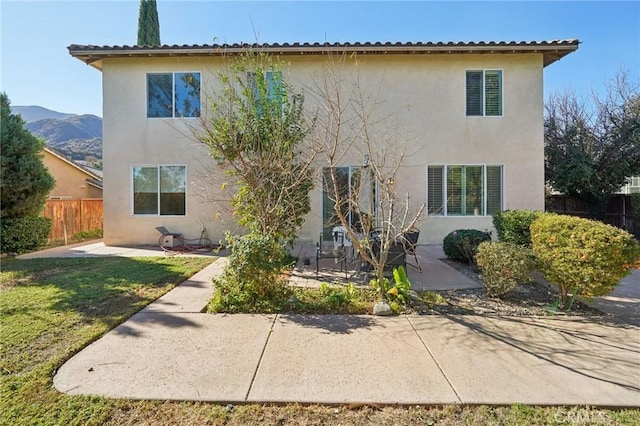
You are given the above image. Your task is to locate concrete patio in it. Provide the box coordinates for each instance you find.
[17,240,640,406]
[289,243,481,291]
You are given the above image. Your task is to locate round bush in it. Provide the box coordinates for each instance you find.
[492,210,546,248]
[475,241,536,297]
[209,232,291,313]
[0,216,51,254]
[443,229,492,263]
[531,214,640,308]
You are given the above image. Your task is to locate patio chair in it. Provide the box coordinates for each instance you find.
[155,226,214,252]
[156,226,182,251]
[402,229,422,271]
[316,231,347,279]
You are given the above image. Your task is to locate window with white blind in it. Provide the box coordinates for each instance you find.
[466,70,503,116]
[427,165,503,216]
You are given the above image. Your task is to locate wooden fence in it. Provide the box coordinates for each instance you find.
[42,199,103,241]
[547,194,637,238]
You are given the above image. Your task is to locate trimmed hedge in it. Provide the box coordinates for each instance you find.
[476,241,536,297]
[0,216,51,254]
[443,229,492,264]
[531,214,640,309]
[492,210,545,247]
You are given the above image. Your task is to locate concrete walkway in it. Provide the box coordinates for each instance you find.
[590,269,640,319]
[17,239,216,259]
[20,241,640,406]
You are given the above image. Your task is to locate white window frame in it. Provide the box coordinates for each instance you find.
[621,176,640,194]
[465,69,504,117]
[131,164,188,216]
[146,71,201,119]
[426,164,504,216]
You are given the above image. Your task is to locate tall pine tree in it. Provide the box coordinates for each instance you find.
[1,92,55,253]
[0,92,55,219]
[137,0,160,46]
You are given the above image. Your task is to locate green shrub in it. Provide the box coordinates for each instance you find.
[493,210,545,247]
[72,228,103,240]
[443,229,492,264]
[531,214,640,309]
[370,266,412,306]
[475,241,536,297]
[0,216,51,254]
[319,282,357,309]
[208,233,291,313]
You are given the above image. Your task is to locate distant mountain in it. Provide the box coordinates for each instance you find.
[12,105,78,123]
[15,107,103,164]
[26,114,102,142]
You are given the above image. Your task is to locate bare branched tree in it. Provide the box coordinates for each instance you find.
[306,53,425,297]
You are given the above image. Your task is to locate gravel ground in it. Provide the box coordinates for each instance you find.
[412,259,608,317]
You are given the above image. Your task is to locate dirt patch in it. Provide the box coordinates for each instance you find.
[411,259,608,317]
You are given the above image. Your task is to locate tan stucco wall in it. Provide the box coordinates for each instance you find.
[101,52,545,246]
[44,151,103,199]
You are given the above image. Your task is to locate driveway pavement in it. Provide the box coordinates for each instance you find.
[19,241,640,406]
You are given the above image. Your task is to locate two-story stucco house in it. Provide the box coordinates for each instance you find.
[68,40,578,246]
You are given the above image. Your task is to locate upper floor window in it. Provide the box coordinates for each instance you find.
[147,72,201,118]
[621,176,640,194]
[466,70,503,116]
[248,70,284,114]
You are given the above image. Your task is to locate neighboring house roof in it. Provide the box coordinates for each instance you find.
[68,39,579,70]
[44,147,103,189]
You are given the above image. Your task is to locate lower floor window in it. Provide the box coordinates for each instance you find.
[133,165,186,215]
[321,167,376,239]
[427,165,503,216]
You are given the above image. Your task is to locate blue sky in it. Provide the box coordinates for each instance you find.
[1,1,638,117]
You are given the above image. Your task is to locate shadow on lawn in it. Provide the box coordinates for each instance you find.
[2,256,206,331]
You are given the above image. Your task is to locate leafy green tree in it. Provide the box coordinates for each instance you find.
[191,52,316,242]
[137,0,160,46]
[545,71,640,219]
[1,92,55,219]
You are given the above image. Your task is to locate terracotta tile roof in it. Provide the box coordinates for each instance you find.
[69,39,579,70]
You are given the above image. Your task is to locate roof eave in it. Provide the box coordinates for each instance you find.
[68,40,579,70]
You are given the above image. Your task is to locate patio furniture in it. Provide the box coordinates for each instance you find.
[156,226,214,253]
[401,229,422,271]
[316,231,347,279]
[372,237,406,272]
[358,231,406,277]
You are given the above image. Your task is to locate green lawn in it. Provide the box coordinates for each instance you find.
[1,256,638,425]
